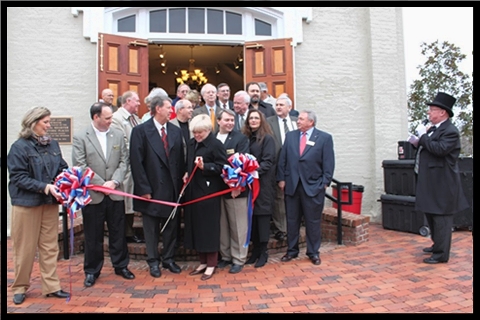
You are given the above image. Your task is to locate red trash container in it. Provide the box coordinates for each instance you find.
[332,184,364,214]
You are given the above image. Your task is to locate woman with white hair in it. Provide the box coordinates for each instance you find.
[183,114,227,280]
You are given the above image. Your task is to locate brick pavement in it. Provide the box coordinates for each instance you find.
[5,223,473,313]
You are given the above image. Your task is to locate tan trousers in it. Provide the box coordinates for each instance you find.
[219,197,249,265]
[11,204,62,295]
[272,184,287,233]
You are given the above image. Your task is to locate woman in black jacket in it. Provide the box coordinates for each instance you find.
[184,114,228,280]
[7,107,70,305]
[242,109,276,268]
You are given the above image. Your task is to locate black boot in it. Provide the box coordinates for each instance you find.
[245,245,260,264]
[254,242,268,268]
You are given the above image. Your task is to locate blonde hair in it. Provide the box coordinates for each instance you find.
[189,114,212,133]
[19,106,51,139]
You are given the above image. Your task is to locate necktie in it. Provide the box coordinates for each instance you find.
[239,115,244,128]
[223,103,227,109]
[299,132,307,155]
[210,107,216,128]
[129,115,138,127]
[414,126,437,173]
[283,118,289,133]
[161,126,168,156]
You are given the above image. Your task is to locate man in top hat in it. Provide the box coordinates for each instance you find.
[408,92,469,264]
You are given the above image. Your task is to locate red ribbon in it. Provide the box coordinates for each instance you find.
[86,184,235,207]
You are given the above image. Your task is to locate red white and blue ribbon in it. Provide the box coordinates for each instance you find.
[221,153,260,247]
[54,166,95,302]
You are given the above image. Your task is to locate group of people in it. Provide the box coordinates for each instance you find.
[8,79,466,305]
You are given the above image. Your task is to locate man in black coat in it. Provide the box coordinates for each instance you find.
[246,81,276,118]
[409,92,469,264]
[130,95,186,277]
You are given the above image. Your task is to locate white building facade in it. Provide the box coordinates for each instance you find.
[6,7,408,236]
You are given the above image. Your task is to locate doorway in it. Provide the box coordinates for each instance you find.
[148,44,244,97]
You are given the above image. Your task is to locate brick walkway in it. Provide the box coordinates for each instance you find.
[5,223,473,313]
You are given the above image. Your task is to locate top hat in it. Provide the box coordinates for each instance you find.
[427,92,456,117]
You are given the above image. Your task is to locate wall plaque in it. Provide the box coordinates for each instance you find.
[49,117,73,144]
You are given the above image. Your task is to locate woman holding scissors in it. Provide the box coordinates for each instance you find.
[183,114,228,280]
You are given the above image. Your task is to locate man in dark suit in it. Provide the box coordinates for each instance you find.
[215,109,250,274]
[277,110,335,266]
[129,95,186,277]
[216,82,234,110]
[246,81,276,118]
[232,90,250,132]
[72,102,135,287]
[408,92,469,264]
[267,95,297,242]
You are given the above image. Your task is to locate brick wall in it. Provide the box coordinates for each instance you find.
[322,207,370,246]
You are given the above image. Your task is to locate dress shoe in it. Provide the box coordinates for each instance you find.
[84,274,97,287]
[46,290,70,298]
[115,267,135,279]
[422,246,434,253]
[281,254,298,262]
[423,257,447,264]
[310,256,321,265]
[217,260,232,268]
[245,248,261,264]
[255,252,268,268]
[189,267,207,276]
[201,268,215,281]
[149,265,161,278]
[229,264,243,274]
[162,262,181,274]
[13,293,25,305]
[274,231,287,241]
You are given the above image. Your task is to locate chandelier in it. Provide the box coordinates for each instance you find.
[176,45,208,86]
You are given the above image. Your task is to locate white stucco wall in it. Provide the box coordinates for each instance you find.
[296,7,407,221]
[5,7,407,236]
[6,7,98,236]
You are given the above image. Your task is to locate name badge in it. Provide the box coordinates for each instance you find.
[307,141,315,146]
[226,148,235,155]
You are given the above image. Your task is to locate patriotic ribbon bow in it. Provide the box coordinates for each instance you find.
[54,166,94,216]
[221,153,260,247]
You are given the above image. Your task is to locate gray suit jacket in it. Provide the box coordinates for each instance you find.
[72,124,128,204]
[192,104,222,132]
[267,115,297,158]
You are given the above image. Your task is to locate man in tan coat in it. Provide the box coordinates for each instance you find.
[111,90,144,243]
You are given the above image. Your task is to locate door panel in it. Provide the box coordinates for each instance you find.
[98,33,149,117]
[245,38,294,108]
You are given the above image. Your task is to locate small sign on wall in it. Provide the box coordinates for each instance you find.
[49,116,73,144]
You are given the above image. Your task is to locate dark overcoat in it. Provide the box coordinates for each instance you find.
[415,119,469,215]
[183,132,228,252]
[248,131,276,216]
[129,118,185,218]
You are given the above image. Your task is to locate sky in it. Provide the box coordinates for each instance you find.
[402,7,473,90]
